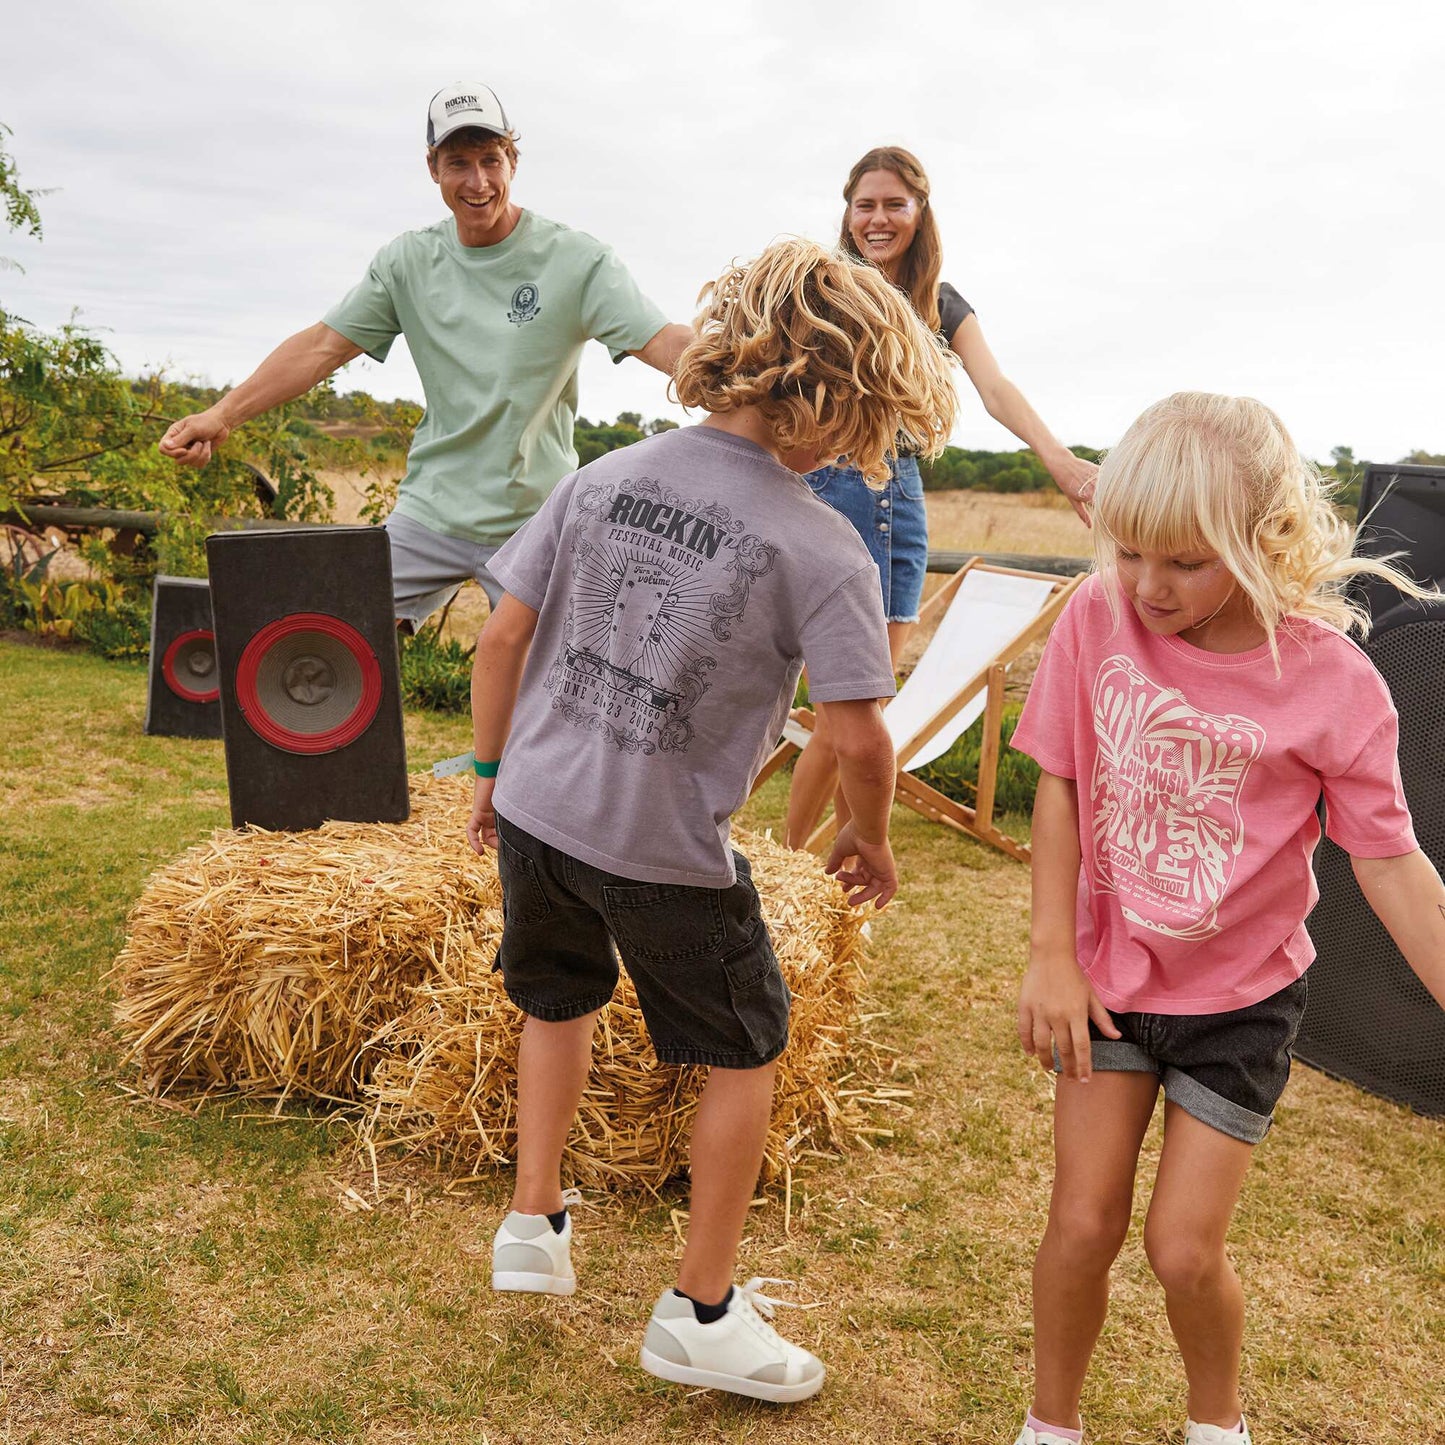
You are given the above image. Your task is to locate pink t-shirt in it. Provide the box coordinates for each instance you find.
[1012,575,1417,1015]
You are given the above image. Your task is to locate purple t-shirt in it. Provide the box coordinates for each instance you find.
[489,425,896,886]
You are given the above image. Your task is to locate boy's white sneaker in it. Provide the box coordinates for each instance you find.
[491,1188,582,1296]
[1013,1422,1082,1445]
[1186,1419,1250,1445]
[639,1277,825,1403]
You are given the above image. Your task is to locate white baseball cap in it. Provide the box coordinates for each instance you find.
[426,83,512,148]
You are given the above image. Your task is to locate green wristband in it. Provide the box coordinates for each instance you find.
[473,757,501,778]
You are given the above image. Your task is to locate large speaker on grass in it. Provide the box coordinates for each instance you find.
[205,527,409,831]
[144,575,222,739]
[1298,598,1445,1115]
[1351,463,1445,622]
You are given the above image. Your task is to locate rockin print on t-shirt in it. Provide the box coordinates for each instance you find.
[545,475,780,756]
[1090,655,1266,941]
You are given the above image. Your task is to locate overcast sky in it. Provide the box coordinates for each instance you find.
[4,0,1442,463]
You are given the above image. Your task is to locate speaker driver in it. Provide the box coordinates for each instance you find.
[161,628,220,704]
[235,613,382,754]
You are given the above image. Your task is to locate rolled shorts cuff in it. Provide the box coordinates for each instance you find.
[1057,1038,1159,1074]
[504,989,615,1024]
[1064,1041,1274,1143]
[1163,1066,1273,1144]
[653,1030,790,1070]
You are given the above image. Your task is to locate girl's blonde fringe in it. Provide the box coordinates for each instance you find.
[1092,392,1436,661]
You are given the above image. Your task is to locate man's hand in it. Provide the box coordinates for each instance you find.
[466,777,498,855]
[157,323,362,470]
[824,820,898,910]
[1017,951,1120,1081]
[159,407,232,468]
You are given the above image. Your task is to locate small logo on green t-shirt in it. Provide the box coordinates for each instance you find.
[508,283,542,325]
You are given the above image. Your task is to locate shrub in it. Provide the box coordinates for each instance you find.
[398,625,474,713]
[913,702,1039,817]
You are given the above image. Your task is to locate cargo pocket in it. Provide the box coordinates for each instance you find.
[496,833,552,928]
[602,882,726,964]
[721,924,791,1059]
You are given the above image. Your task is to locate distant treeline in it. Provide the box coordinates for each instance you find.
[158,383,1445,511]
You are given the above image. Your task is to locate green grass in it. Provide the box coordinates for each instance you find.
[1,637,1443,1443]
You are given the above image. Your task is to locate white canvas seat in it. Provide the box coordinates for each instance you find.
[751,558,1086,862]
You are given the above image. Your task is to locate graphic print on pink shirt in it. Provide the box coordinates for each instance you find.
[1090,655,1266,941]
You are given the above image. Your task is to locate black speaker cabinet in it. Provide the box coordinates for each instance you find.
[1298,599,1445,1115]
[145,575,223,738]
[1351,462,1445,623]
[205,527,409,831]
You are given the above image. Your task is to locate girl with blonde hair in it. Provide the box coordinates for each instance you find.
[1008,392,1445,1445]
[787,145,1096,847]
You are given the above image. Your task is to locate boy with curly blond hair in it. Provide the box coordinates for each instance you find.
[464,238,957,1401]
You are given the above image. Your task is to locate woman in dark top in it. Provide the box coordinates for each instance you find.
[788,145,1096,847]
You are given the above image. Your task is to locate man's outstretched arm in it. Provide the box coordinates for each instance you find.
[159,322,365,467]
[629,322,694,377]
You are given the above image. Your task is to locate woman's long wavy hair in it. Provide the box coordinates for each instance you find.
[1093,392,1435,662]
[673,238,958,485]
[838,146,944,332]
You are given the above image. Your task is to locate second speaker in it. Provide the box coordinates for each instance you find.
[206,527,409,830]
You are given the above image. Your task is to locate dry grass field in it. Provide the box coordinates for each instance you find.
[1,629,1442,1443]
[922,488,1091,560]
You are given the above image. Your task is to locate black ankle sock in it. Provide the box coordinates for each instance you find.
[547,1208,568,1235]
[672,1286,733,1324]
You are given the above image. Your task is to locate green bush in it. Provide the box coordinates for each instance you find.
[0,545,144,654]
[913,701,1039,816]
[398,625,474,713]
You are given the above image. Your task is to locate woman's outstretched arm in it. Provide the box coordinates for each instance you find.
[950,314,1096,524]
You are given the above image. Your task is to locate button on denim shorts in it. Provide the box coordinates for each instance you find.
[492,813,791,1069]
[1070,974,1309,1144]
[804,454,928,623]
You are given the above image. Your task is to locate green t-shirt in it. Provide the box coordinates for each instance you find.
[323,210,669,544]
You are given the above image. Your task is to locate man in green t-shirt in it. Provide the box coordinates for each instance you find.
[160,83,692,628]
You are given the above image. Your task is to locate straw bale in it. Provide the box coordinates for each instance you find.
[356,822,873,1191]
[112,776,499,1100]
[114,775,884,1190]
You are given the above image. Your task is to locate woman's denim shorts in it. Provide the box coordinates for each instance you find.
[804,454,928,623]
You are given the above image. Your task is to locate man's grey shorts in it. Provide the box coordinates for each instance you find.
[385,511,505,630]
[1064,974,1308,1144]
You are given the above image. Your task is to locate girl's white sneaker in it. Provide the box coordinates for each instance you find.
[1186,1419,1251,1445]
[1013,1422,1081,1445]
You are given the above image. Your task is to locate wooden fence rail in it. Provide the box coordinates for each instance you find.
[2,507,1091,579]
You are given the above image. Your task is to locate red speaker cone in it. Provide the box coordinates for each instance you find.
[235,613,382,754]
[161,628,220,704]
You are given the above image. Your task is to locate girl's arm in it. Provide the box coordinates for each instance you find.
[950,314,1097,525]
[1351,849,1445,1010]
[466,593,541,856]
[1019,769,1120,1080]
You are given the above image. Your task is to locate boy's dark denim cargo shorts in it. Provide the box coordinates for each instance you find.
[492,813,791,1069]
[1075,974,1308,1144]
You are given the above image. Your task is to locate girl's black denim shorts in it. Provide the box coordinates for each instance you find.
[1076,974,1309,1143]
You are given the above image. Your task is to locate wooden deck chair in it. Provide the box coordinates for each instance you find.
[750,558,1087,863]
